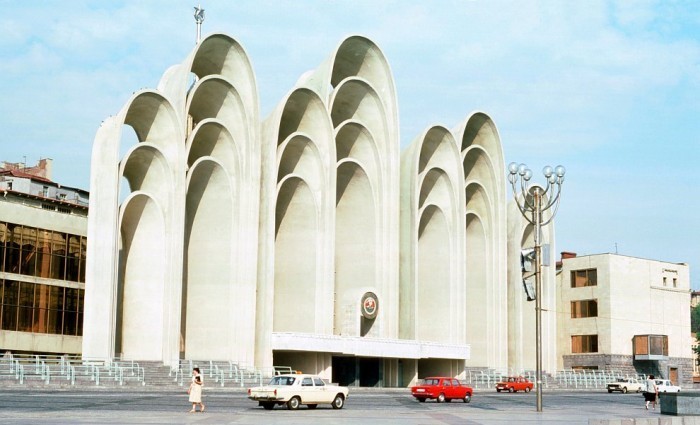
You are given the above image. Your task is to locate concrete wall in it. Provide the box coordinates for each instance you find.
[558,254,691,376]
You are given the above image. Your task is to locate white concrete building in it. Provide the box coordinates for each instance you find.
[557,253,692,385]
[82,32,556,386]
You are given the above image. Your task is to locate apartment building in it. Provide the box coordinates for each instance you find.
[557,253,692,386]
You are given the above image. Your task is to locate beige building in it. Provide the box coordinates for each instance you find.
[557,253,692,385]
[0,160,88,354]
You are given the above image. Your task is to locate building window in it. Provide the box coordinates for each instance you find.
[0,280,84,336]
[571,335,598,353]
[673,278,677,288]
[42,186,49,197]
[633,334,668,357]
[571,299,598,318]
[0,222,86,284]
[663,277,667,286]
[571,269,597,288]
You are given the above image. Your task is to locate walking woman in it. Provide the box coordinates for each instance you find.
[644,375,658,410]
[188,367,205,413]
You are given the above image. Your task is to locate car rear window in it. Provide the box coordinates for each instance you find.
[422,379,439,386]
[270,376,296,385]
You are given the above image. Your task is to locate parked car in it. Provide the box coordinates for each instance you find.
[653,379,681,393]
[606,378,645,393]
[410,377,473,403]
[247,374,349,410]
[496,376,534,393]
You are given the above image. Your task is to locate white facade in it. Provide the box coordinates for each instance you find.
[82,32,554,386]
[557,253,692,384]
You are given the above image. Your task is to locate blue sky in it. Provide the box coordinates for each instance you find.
[1,1,698,287]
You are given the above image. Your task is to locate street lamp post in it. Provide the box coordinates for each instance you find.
[507,162,565,412]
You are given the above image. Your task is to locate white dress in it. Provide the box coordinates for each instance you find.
[189,375,203,403]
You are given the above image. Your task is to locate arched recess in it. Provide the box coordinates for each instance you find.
[277,135,323,185]
[464,182,493,367]
[115,140,172,363]
[184,159,234,359]
[190,34,257,113]
[335,121,380,185]
[256,86,333,369]
[331,81,389,337]
[323,36,399,340]
[334,160,376,335]
[416,205,451,342]
[419,168,455,209]
[120,144,171,207]
[330,36,398,133]
[274,176,319,333]
[331,80,387,146]
[187,119,239,172]
[460,115,505,368]
[116,192,165,360]
[187,76,249,147]
[400,125,465,344]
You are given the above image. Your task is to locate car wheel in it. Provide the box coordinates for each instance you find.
[497,389,501,393]
[525,387,531,393]
[332,394,345,409]
[437,393,445,403]
[508,387,514,393]
[622,387,628,394]
[607,389,613,393]
[463,394,471,403]
[307,404,317,409]
[287,396,301,410]
[262,402,274,410]
[418,398,426,403]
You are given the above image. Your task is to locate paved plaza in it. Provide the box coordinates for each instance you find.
[0,388,689,424]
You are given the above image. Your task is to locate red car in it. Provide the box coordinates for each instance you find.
[410,377,472,403]
[495,376,533,393]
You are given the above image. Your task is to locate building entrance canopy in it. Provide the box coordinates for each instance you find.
[272,332,470,360]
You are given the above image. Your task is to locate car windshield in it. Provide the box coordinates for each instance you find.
[422,379,439,386]
[269,376,296,385]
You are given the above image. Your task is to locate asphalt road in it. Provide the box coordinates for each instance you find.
[0,389,663,424]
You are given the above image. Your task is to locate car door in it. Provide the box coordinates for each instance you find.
[300,376,317,402]
[451,379,464,398]
[441,379,453,399]
[313,377,332,403]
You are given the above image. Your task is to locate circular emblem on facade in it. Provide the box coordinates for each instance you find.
[361,292,379,320]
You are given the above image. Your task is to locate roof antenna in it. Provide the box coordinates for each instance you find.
[194,4,205,44]
[614,242,618,254]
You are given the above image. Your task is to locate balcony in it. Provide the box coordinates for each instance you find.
[633,334,668,360]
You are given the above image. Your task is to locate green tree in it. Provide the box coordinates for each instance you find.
[692,305,700,366]
[692,305,700,334]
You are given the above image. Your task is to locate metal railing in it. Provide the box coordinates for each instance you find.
[465,368,648,391]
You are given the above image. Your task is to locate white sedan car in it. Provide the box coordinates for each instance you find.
[248,374,349,410]
[654,379,681,393]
